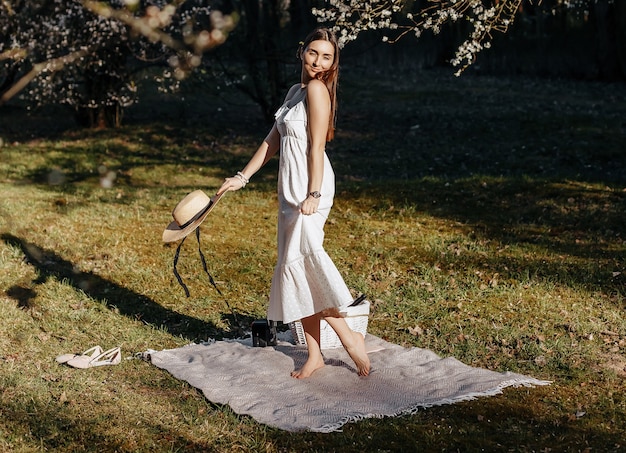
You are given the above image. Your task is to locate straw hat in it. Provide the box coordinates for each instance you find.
[162,190,224,243]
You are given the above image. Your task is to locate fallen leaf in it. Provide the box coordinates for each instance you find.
[534,355,547,366]
[408,325,423,336]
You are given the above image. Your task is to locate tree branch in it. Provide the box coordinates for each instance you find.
[0,48,90,105]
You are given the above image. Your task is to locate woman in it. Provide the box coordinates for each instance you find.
[217,27,370,378]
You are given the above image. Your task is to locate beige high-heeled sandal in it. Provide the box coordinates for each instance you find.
[55,345,103,364]
[67,347,121,369]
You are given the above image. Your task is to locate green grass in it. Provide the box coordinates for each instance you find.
[0,68,625,452]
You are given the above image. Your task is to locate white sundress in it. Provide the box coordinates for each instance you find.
[267,86,352,324]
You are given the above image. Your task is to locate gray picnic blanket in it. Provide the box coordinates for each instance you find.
[150,334,549,432]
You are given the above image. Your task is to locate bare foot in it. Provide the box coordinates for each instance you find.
[291,355,325,379]
[344,331,371,376]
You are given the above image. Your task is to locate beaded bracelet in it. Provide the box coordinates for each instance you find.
[234,171,249,187]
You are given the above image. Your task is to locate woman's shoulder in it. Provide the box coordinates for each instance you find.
[305,79,330,102]
[306,78,327,92]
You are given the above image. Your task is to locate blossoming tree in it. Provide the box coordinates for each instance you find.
[312,0,617,76]
[1,0,620,129]
[0,0,235,127]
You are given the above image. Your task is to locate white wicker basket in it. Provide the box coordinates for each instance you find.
[289,300,370,349]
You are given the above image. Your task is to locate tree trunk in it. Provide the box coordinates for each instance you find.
[593,0,620,80]
[614,0,626,79]
[74,104,123,129]
[234,0,291,123]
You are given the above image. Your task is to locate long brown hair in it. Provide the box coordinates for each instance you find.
[299,27,339,142]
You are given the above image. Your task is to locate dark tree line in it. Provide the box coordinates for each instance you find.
[478,0,626,80]
[1,0,623,129]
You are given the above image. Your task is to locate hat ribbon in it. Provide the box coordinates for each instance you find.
[177,200,213,230]
[172,227,223,298]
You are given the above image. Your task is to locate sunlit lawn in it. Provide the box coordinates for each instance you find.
[0,68,625,452]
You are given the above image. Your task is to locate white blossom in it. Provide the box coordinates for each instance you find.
[314,0,528,74]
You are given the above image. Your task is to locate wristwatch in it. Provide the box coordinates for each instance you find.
[308,191,321,199]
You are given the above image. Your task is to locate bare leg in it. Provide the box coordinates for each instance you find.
[291,313,325,379]
[324,316,371,376]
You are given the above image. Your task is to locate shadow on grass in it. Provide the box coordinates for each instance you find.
[1,397,220,452]
[1,233,242,342]
[339,178,626,301]
[18,126,251,186]
[264,388,626,452]
[3,368,622,452]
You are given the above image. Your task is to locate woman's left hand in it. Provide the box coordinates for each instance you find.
[300,195,320,215]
